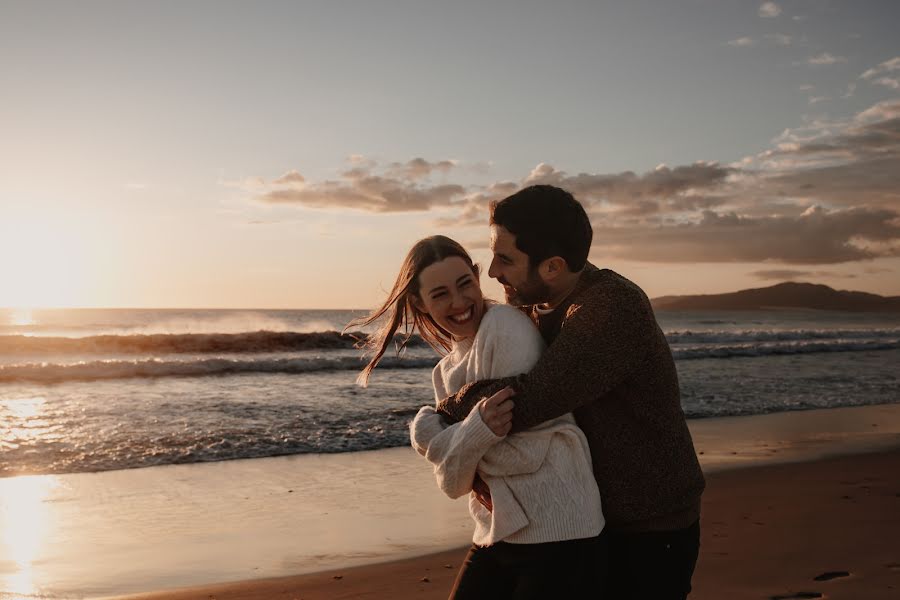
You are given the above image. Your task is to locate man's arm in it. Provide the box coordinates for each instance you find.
[438,284,651,430]
[434,374,510,425]
[507,285,651,430]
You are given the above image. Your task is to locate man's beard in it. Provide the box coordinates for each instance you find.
[502,268,551,306]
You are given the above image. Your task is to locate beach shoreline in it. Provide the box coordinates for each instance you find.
[106,447,900,600]
[2,403,899,599]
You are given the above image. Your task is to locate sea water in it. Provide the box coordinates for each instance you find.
[1,307,898,477]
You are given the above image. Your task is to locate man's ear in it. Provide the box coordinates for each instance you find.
[539,256,568,281]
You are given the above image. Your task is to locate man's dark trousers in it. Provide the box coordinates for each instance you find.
[604,520,700,599]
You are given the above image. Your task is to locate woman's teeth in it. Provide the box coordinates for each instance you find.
[449,307,473,323]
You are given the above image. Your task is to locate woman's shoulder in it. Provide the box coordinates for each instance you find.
[479,302,535,332]
[476,302,545,354]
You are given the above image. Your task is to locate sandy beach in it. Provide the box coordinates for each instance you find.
[2,403,899,600]
[109,449,900,600]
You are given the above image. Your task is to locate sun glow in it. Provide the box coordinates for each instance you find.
[0,208,92,308]
[8,308,35,326]
[0,474,60,596]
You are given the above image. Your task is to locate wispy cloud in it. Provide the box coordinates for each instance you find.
[239,101,900,266]
[273,170,305,185]
[802,52,848,66]
[860,56,900,80]
[245,157,467,213]
[874,77,900,90]
[589,206,900,264]
[385,158,457,180]
[750,269,857,281]
[730,34,792,48]
[480,101,900,265]
[728,37,756,47]
[759,2,782,18]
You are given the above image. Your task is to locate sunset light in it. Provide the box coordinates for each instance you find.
[0,208,92,309]
[0,475,59,597]
[0,2,898,599]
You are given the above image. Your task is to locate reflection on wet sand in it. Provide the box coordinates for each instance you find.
[0,474,59,597]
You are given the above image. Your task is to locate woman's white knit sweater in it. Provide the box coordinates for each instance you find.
[410,304,604,546]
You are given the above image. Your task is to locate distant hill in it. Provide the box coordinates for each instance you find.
[651,282,900,312]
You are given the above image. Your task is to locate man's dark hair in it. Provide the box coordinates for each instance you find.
[490,185,593,271]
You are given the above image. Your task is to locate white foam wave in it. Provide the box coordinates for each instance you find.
[0,355,438,383]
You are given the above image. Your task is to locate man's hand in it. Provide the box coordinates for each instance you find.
[478,387,516,437]
[472,473,492,512]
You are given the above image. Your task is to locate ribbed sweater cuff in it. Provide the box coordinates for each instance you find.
[460,406,505,449]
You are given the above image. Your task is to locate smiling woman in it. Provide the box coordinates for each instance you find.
[0,208,92,308]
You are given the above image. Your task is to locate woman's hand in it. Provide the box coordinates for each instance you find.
[478,387,515,437]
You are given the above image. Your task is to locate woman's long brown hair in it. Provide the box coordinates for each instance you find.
[345,235,479,386]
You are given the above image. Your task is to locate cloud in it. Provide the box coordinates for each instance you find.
[521,162,734,212]
[860,56,900,80]
[511,100,900,265]
[431,181,520,227]
[273,170,306,185]
[759,2,782,18]
[856,99,900,122]
[808,96,829,105]
[864,266,894,275]
[746,101,900,210]
[591,206,900,264]
[750,269,857,280]
[240,101,900,267]
[385,157,457,180]
[873,77,900,90]
[253,159,466,213]
[803,52,848,66]
[728,37,756,47]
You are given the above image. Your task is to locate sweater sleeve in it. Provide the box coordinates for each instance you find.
[409,404,503,499]
[468,305,556,475]
[475,305,545,380]
[437,283,651,430]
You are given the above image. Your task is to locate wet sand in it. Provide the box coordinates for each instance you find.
[2,403,899,599]
[110,449,900,600]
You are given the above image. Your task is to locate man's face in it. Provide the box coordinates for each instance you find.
[488,225,551,306]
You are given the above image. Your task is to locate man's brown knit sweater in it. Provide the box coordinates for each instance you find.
[437,264,705,533]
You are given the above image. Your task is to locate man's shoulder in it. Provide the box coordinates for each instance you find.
[576,265,648,305]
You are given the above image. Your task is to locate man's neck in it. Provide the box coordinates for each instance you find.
[539,271,583,310]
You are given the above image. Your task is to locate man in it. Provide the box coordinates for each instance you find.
[437,185,705,599]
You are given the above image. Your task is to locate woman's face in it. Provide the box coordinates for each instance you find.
[416,256,484,341]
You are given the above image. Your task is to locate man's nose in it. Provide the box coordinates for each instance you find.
[488,258,500,279]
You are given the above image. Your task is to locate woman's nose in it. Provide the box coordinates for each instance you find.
[449,289,465,308]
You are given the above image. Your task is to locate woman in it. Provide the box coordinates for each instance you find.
[349,235,605,598]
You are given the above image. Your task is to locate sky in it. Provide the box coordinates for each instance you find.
[1,0,898,309]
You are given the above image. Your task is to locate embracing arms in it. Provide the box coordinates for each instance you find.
[409,304,547,498]
[436,283,652,430]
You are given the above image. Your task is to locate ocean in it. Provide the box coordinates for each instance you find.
[1,307,898,478]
